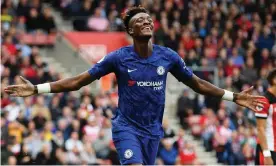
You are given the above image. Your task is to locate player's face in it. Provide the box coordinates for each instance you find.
[128,13,154,39]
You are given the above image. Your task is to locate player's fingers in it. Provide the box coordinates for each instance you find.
[252,101,264,108]
[250,107,258,112]
[19,76,29,84]
[4,89,18,96]
[252,98,267,105]
[251,95,266,99]
[4,89,14,94]
[8,87,18,92]
[247,104,258,112]
[243,86,254,94]
[5,85,20,90]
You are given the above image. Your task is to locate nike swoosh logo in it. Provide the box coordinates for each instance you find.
[128,69,137,73]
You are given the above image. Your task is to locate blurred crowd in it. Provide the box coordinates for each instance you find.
[1,89,121,165]
[1,0,120,165]
[1,0,56,34]
[1,0,276,165]
[178,94,259,165]
[168,0,276,164]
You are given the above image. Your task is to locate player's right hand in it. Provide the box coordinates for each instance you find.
[4,76,36,97]
[264,157,274,165]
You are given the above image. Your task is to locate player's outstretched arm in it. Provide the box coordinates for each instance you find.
[184,74,266,112]
[4,71,94,97]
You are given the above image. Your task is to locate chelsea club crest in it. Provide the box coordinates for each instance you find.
[157,66,165,75]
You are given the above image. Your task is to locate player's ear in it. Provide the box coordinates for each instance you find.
[128,28,134,35]
[273,77,276,85]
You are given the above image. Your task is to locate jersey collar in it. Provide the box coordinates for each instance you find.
[130,44,159,63]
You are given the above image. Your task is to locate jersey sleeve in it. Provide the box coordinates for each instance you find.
[255,97,270,119]
[168,48,193,82]
[88,50,118,80]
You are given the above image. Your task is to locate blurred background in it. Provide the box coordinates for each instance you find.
[1,0,276,165]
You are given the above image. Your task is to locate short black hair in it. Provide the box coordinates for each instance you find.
[267,68,276,85]
[121,6,148,33]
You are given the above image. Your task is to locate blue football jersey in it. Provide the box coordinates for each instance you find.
[88,45,193,139]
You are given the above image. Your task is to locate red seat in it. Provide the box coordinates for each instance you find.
[20,33,57,46]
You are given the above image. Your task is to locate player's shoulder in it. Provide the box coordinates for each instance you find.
[118,45,133,52]
[154,45,177,55]
[153,45,179,61]
[108,46,129,55]
[112,45,133,57]
[105,46,132,61]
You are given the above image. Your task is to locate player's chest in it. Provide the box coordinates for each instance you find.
[117,59,170,80]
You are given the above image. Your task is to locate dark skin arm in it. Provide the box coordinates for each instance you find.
[185,74,224,97]
[4,71,94,97]
[184,74,266,112]
[50,72,93,93]
[4,71,266,112]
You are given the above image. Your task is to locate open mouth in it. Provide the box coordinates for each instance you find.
[141,26,153,31]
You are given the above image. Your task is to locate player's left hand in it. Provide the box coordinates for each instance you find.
[4,76,35,97]
[234,86,267,112]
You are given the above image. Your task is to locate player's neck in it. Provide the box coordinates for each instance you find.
[133,39,153,58]
[268,86,276,96]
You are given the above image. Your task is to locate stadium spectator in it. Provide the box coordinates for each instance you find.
[178,141,197,165]
[108,9,124,32]
[3,98,21,122]
[7,156,17,165]
[162,118,175,138]
[48,95,62,122]
[175,128,197,165]
[228,131,246,165]
[232,108,248,128]
[16,0,30,17]
[202,109,217,151]
[80,142,98,164]
[159,138,178,165]
[72,0,93,31]
[230,48,244,68]
[83,115,100,143]
[213,118,233,163]
[53,147,66,164]
[65,132,84,152]
[34,144,53,165]
[3,35,17,55]
[92,129,110,159]
[52,130,64,147]
[40,7,56,34]
[65,146,82,165]
[177,89,194,128]
[241,57,258,84]
[87,7,109,31]
[26,8,41,33]
[16,40,32,57]
[17,144,33,165]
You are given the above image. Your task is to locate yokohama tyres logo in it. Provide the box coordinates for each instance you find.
[128,80,163,90]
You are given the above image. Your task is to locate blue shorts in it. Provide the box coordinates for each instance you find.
[112,130,160,165]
